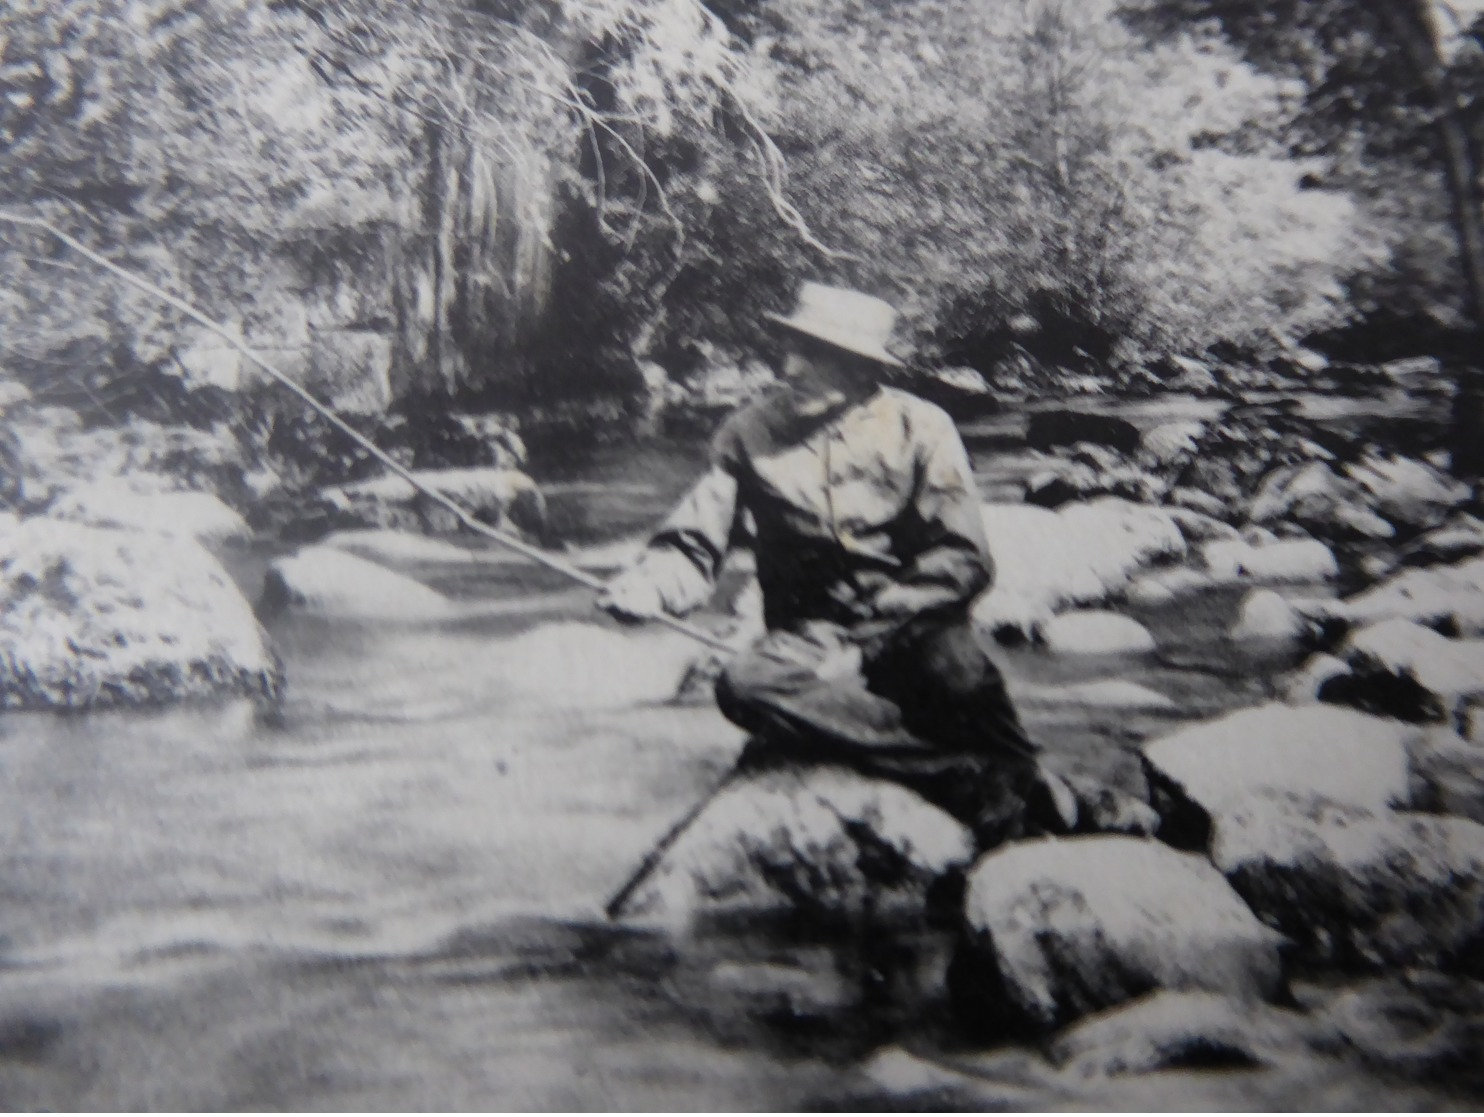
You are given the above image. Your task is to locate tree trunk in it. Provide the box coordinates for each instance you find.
[1381,0,1484,330]
[1381,0,1484,481]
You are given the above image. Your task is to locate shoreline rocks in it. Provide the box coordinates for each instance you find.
[956,836,1286,1036]
[0,518,281,709]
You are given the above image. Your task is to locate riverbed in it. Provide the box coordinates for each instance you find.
[0,397,1471,1110]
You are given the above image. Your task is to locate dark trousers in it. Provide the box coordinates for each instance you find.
[714,619,1051,845]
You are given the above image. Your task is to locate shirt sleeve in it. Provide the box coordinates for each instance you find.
[868,405,994,626]
[616,425,744,617]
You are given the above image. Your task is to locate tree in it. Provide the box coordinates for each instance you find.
[1124,0,1484,339]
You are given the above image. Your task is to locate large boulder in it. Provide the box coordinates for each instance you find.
[1026,411,1142,455]
[0,518,280,709]
[610,764,975,931]
[956,837,1286,1036]
[1323,619,1484,724]
[1321,557,1484,636]
[324,467,546,536]
[975,499,1185,640]
[1042,610,1156,655]
[1344,453,1470,535]
[1212,794,1484,971]
[1142,704,1412,849]
[260,546,456,621]
[47,478,249,546]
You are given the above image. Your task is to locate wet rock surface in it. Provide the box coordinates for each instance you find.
[47,477,250,545]
[957,836,1286,1036]
[610,764,975,932]
[0,518,280,709]
[1142,704,1412,848]
[1212,795,1484,972]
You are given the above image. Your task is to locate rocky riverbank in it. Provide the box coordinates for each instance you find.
[2,368,1483,1105]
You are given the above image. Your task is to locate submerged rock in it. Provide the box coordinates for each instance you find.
[1125,567,1215,606]
[1049,991,1325,1079]
[1043,611,1156,655]
[610,764,974,931]
[1319,973,1484,1092]
[956,837,1285,1036]
[0,518,280,709]
[1142,704,1411,849]
[1212,794,1484,972]
[261,546,456,621]
[48,478,249,545]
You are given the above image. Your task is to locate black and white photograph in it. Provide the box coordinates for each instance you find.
[2,0,1484,1109]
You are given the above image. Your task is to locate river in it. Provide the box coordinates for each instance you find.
[0,395,1467,1109]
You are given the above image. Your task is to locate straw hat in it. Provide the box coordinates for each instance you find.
[765,282,905,368]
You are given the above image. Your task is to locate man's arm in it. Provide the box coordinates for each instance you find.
[866,406,993,634]
[600,464,741,621]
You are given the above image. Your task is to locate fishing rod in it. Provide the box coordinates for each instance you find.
[0,211,733,653]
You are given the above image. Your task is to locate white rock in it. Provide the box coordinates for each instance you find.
[1344,453,1470,533]
[0,519,279,709]
[959,837,1285,1034]
[48,480,249,545]
[1143,704,1412,833]
[262,547,455,621]
[1201,538,1338,584]
[1230,589,1309,642]
[1212,795,1484,970]
[1043,611,1156,655]
[1342,619,1484,707]
[612,764,974,930]
[974,499,1185,639]
[1139,420,1206,466]
[1125,567,1215,606]
[1327,558,1484,636]
[1162,507,1241,544]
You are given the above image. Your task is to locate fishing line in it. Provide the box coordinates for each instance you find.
[0,211,733,653]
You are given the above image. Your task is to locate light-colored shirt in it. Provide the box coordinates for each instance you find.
[627,384,994,638]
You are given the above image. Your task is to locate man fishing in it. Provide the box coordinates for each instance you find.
[599,282,1075,847]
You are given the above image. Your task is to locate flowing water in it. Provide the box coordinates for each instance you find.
[0,399,1467,1109]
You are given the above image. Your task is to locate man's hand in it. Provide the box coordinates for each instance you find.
[597,571,668,625]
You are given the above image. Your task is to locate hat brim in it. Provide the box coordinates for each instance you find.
[765,312,905,368]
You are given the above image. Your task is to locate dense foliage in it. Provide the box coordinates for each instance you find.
[1,0,1479,425]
